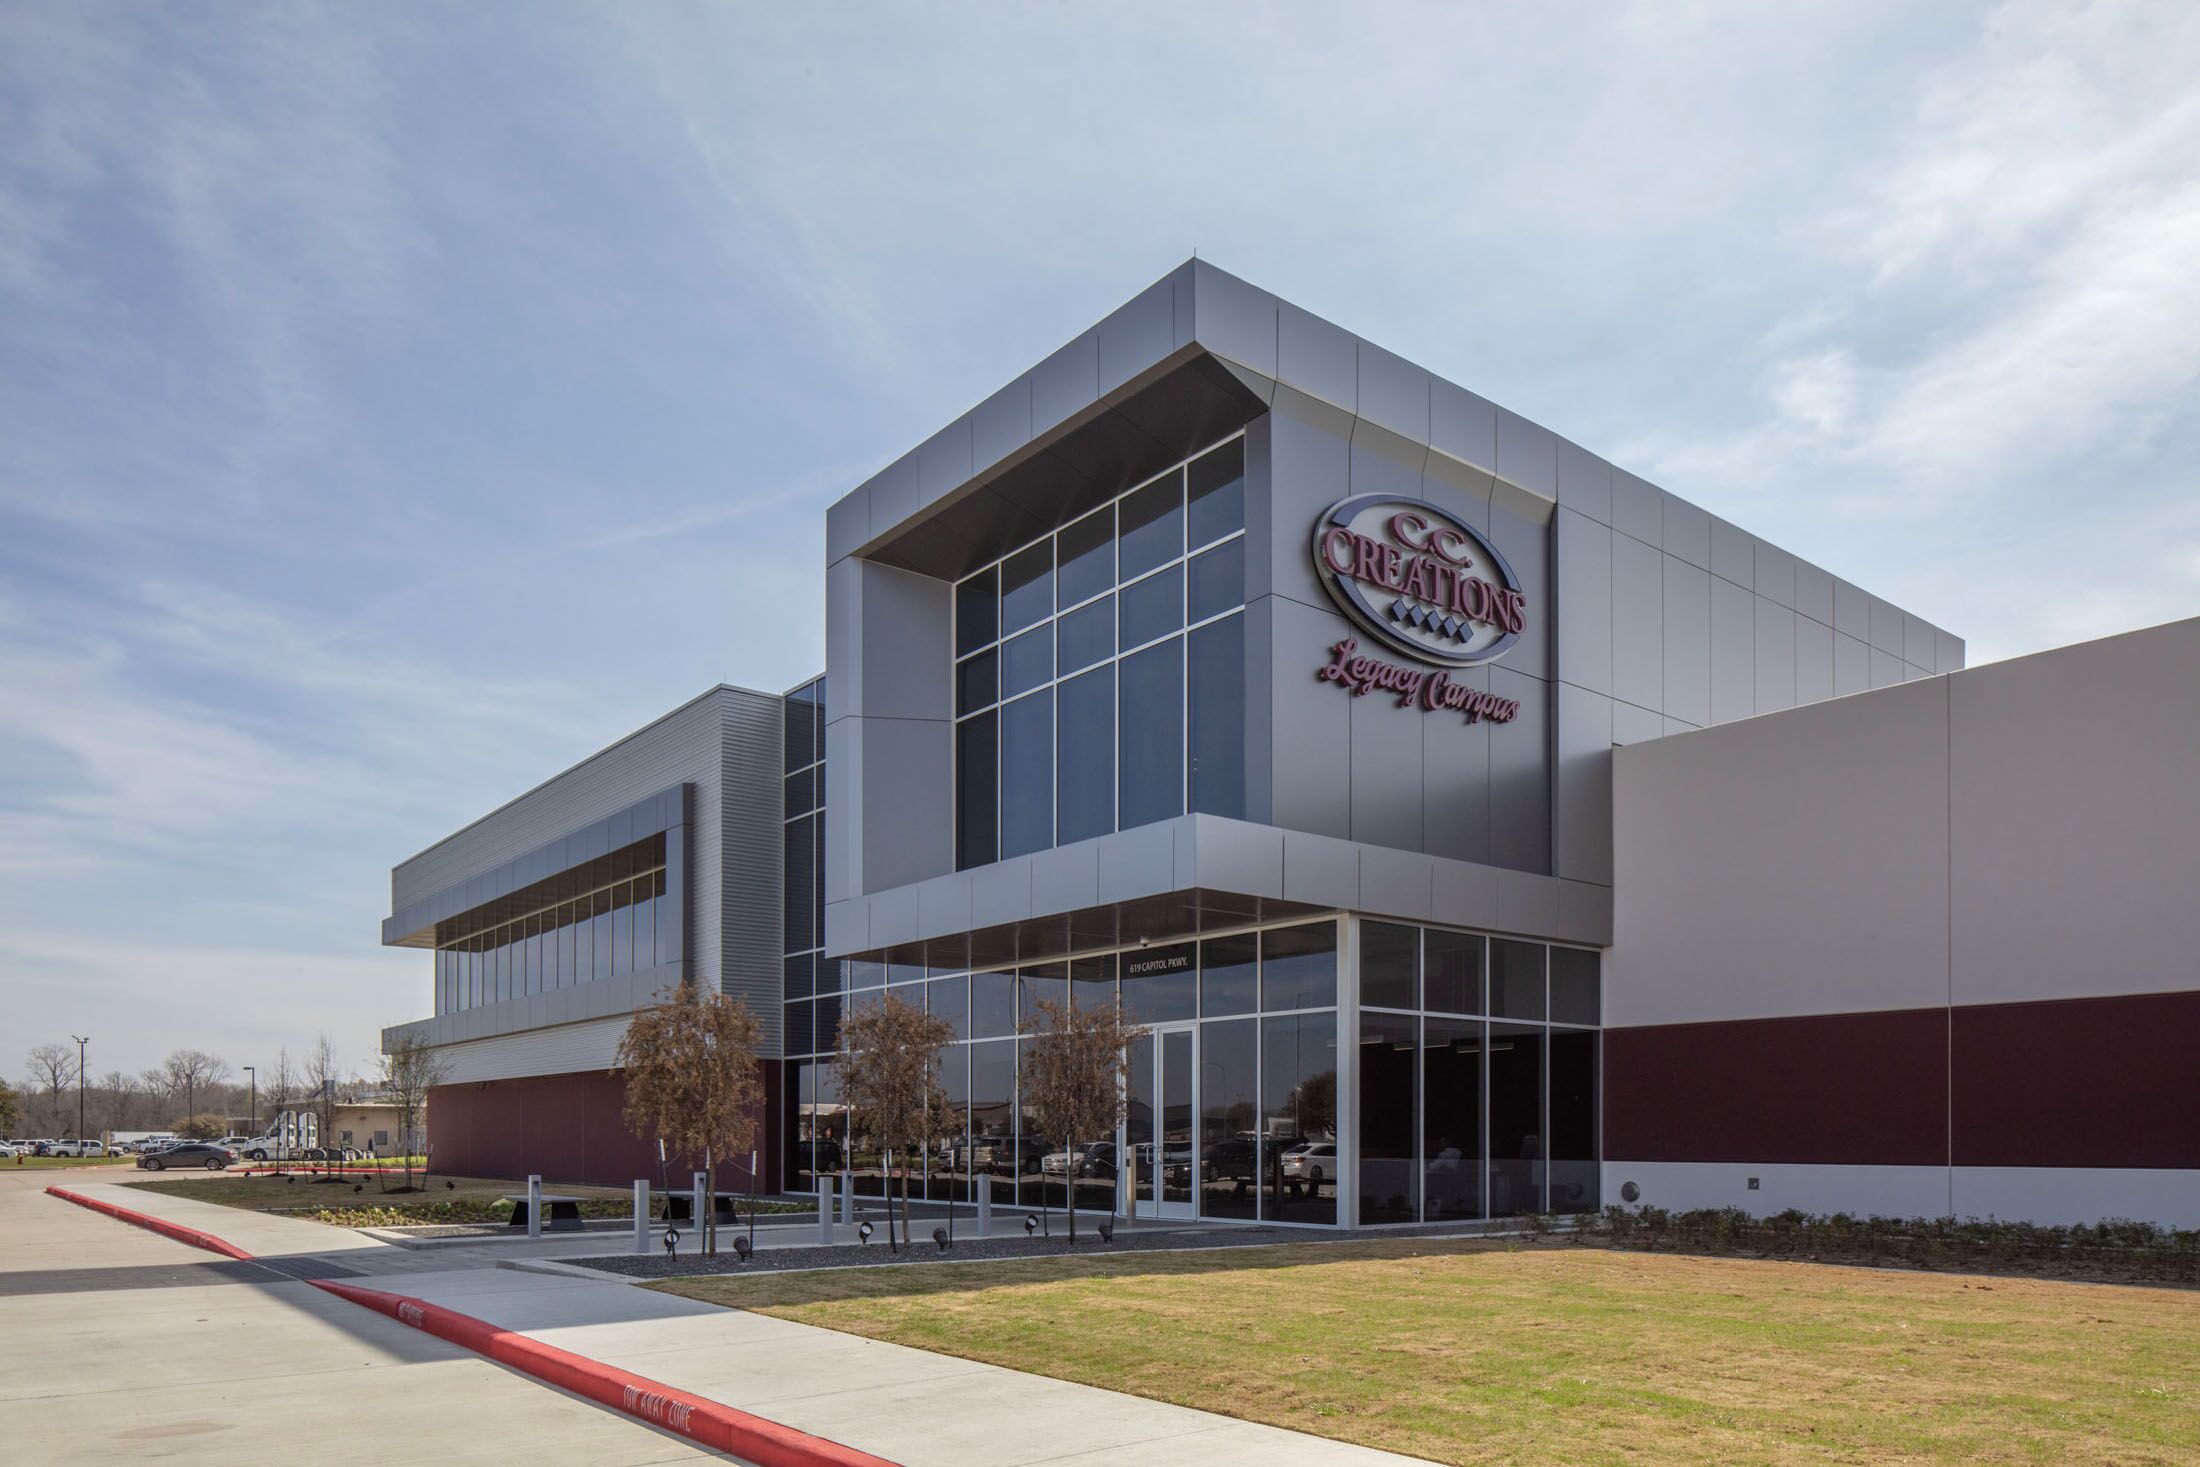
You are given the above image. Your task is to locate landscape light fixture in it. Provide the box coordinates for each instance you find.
[1098,1218,1115,1245]
[932,1225,950,1252]
[732,1235,753,1263]
[1023,1213,1037,1236]
[858,1219,874,1245]
[664,1227,681,1258]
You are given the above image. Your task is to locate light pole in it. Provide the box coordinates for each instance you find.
[70,1036,88,1145]
[244,1066,257,1137]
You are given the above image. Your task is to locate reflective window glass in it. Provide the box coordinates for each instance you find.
[1200,1017,1259,1220]
[1550,946,1600,1025]
[1187,438,1244,547]
[1118,469,1183,581]
[1360,922,1419,1010]
[1017,964,1068,1029]
[1357,1015,1419,1223]
[1120,942,1195,1024]
[1423,1018,1484,1219]
[956,649,997,715]
[1188,614,1245,819]
[1425,930,1485,1014]
[955,566,998,655]
[1056,505,1113,609]
[1002,625,1052,700]
[1199,933,1258,1016]
[1117,636,1183,830]
[928,975,969,1042]
[955,711,998,869]
[970,970,1016,1039]
[1187,539,1243,624]
[1001,541,1053,636]
[1119,564,1183,649]
[1490,940,1546,1020]
[1261,1011,1338,1224]
[1262,923,1337,1011]
[1056,595,1113,673]
[784,951,814,1001]
[999,692,1052,859]
[1055,664,1113,846]
[1488,1023,1544,1217]
[783,696,818,775]
[1549,1028,1599,1212]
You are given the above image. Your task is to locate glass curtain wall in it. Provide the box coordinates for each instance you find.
[1355,921,1601,1222]
[779,677,840,1195]
[432,835,669,1015]
[778,917,1344,1225]
[953,436,1247,870]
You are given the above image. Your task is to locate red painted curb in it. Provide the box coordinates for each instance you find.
[44,1184,255,1261]
[311,1278,901,1467]
[42,1182,902,1467]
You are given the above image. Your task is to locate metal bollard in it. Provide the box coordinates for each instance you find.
[526,1174,542,1240]
[632,1179,649,1255]
[691,1171,708,1251]
[840,1171,854,1225]
[977,1173,992,1235]
[817,1176,834,1244]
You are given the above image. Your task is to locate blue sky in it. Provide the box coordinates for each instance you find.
[4,2,2196,1079]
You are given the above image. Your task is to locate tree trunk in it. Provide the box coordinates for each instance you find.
[705,1145,716,1256]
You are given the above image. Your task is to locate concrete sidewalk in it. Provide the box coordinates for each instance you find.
[62,1174,1430,1466]
[1,1170,714,1466]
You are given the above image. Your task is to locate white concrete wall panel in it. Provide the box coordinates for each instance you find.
[1610,676,1951,1027]
[1604,1161,1954,1221]
[1795,616,1834,707]
[1555,683,1614,885]
[1948,617,2200,1005]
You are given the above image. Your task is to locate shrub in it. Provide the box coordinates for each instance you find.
[1586,1205,2199,1284]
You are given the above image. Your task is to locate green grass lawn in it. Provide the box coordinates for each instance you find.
[8,1154,138,1170]
[653,1237,2200,1464]
[124,1172,808,1227]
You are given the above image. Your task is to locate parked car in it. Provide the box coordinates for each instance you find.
[137,1142,236,1171]
[1075,1141,1119,1179]
[0,1142,20,1159]
[1278,1141,1335,1194]
[977,1136,1048,1175]
[44,1139,99,1158]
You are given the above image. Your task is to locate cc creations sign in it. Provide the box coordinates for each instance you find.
[1311,495,1525,725]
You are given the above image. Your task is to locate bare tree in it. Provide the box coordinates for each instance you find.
[0,1078,20,1135]
[154,1050,232,1130]
[377,1030,447,1191]
[617,982,764,1256]
[305,1035,339,1162]
[1020,997,1136,1243]
[837,991,954,1250]
[25,1043,79,1136]
[93,1071,142,1133]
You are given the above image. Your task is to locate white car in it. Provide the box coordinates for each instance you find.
[45,1139,105,1158]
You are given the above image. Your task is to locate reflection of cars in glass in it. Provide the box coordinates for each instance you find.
[1075,1142,1118,1178]
[813,1137,844,1173]
[974,1136,1046,1174]
[1203,1138,1257,1192]
[1279,1141,1335,1194]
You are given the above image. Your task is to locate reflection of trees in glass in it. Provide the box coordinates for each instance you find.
[1019,996,1134,1241]
[1281,1069,1336,1139]
[837,991,954,1248]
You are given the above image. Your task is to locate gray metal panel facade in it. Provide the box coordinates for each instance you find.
[822,259,1959,948]
[385,683,789,1055]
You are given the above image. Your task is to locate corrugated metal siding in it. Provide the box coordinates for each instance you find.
[394,686,729,908]
[428,1016,634,1085]
[719,688,785,1053]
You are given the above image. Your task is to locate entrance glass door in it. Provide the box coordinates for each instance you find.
[1127,1025,1196,1220]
